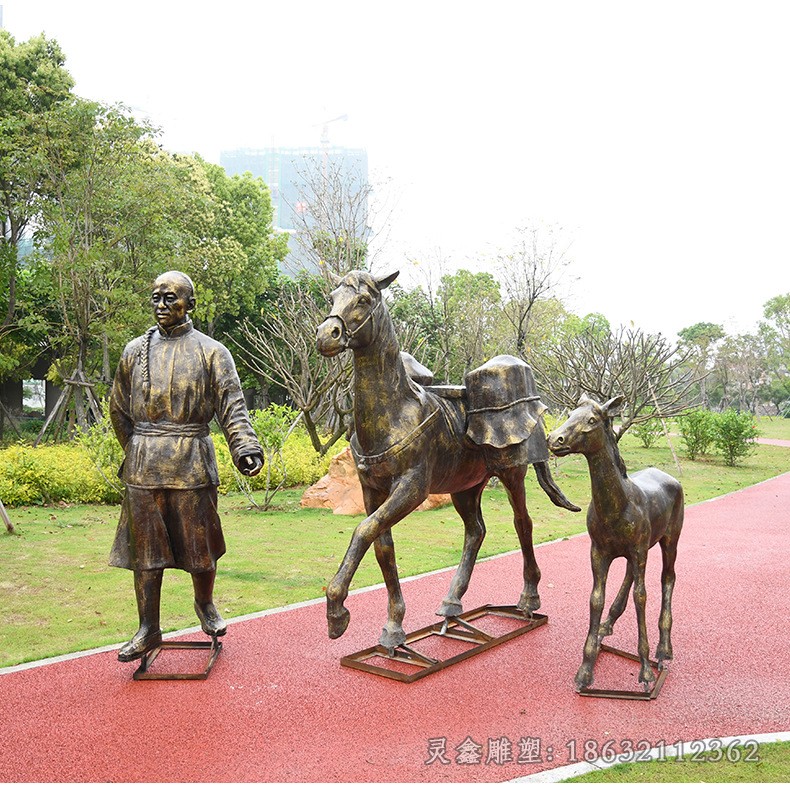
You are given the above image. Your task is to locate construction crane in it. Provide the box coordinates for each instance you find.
[319,113,348,149]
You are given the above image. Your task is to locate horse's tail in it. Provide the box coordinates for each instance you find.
[534,461,581,512]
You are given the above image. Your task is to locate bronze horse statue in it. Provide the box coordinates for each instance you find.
[548,395,684,691]
[316,269,579,650]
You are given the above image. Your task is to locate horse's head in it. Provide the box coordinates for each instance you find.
[316,270,399,357]
[548,394,624,457]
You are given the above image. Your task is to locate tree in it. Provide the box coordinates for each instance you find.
[286,155,391,280]
[232,272,353,456]
[759,293,790,415]
[0,31,74,379]
[535,320,698,439]
[494,223,574,358]
[30,100,216,435]
[436,269,504,383]
[678,321,725,407]
[188,158,287,338]
[711,333,769,413]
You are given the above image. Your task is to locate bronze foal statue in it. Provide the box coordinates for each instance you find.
[548,395,684,691]
[316,270,579,651]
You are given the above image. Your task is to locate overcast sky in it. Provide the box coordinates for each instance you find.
[5,0,789,339]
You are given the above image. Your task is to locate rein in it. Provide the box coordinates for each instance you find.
[350,407,442,467]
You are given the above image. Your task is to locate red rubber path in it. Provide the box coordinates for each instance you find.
[1,472,789,782]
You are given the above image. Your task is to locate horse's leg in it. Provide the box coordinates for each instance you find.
[437,480,488,617]
[631,548,655,687]
[575,545,611,691]
[353,487,407,652]
[373,528,407,651]
[599,561,633,637]
[655,534,679,664]
[326,476,425,639]
[499,466,541,615]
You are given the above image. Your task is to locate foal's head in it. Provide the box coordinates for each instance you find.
[548,395,627,473]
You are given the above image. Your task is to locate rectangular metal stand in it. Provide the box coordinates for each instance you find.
[133,636,222,681]
[577,643,668,701]
[340,605,547,683]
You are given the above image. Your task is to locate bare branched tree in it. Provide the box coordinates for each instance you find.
[495,224,575,358]
[285,155,392,281]
[231,276,353,456]
[535,321,699,439]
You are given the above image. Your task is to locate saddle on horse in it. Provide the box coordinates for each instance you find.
[402,353,550,469]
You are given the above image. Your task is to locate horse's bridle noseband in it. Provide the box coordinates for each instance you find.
[323,297,378,346]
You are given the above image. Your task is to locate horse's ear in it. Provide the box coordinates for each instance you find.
[375,271,399,291]
[602,395,625,417]
[328,271,343,288]
[579,393,592,406]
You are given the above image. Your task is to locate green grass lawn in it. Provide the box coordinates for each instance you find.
[1,433,788,668]
[757,415,790,440]
[565,740,790,783]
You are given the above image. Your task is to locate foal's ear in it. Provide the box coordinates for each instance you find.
[375,271,399,291]
[602,395,625,417]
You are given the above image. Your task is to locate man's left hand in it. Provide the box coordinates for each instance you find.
[239,454,264,477]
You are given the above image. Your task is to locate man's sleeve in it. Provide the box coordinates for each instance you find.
[212,345,263,469]
[110,344,135,450]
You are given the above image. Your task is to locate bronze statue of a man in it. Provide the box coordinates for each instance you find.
[109,271,263,662]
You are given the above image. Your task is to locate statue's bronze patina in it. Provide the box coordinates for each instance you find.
[316,270,579,650]
[109,271,263,662]
[548,395,684,692]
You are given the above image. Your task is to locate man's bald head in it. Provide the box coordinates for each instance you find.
[151,271,196,330]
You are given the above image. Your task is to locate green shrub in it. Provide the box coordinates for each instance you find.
[0,443,120,506]
[630,415,663,448]
[76,398,124,498]
[2,413,347,508]
[713,409,758,466]
[678,408,716,460]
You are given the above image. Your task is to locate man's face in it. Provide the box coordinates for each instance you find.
[151,275,194,329]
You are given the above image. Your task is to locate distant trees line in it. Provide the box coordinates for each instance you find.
[2,32,788,452]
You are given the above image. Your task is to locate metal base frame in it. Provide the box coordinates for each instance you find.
[133,636,222,681]
[577,643,668,701]
[340,605,547,683]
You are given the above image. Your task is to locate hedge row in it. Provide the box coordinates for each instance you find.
[0,428,345,508]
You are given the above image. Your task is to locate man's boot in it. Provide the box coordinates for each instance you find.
[118,569,163,662]
[192,570,227,637]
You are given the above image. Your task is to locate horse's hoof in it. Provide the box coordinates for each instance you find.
[379,625,406,650]
[436,599,463,617]
[655,645,673,663]
[574,665,593,691]
[517,594,541,615]
[327,606,351,639]
[639,665,656,687]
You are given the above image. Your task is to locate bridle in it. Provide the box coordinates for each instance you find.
[323,293,379,346]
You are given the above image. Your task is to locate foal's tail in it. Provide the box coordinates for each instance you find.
[534,461,581,512]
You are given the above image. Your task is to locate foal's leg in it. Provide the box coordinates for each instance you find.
[599,561,633,637]
[499,467,541,615]
[655,535,678,664]
[631,548,655,687]
[326,475,425,639]
[575,545,611,691]
[437,480,488,617]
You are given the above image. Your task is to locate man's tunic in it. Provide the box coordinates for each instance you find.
[108,320,262,572]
